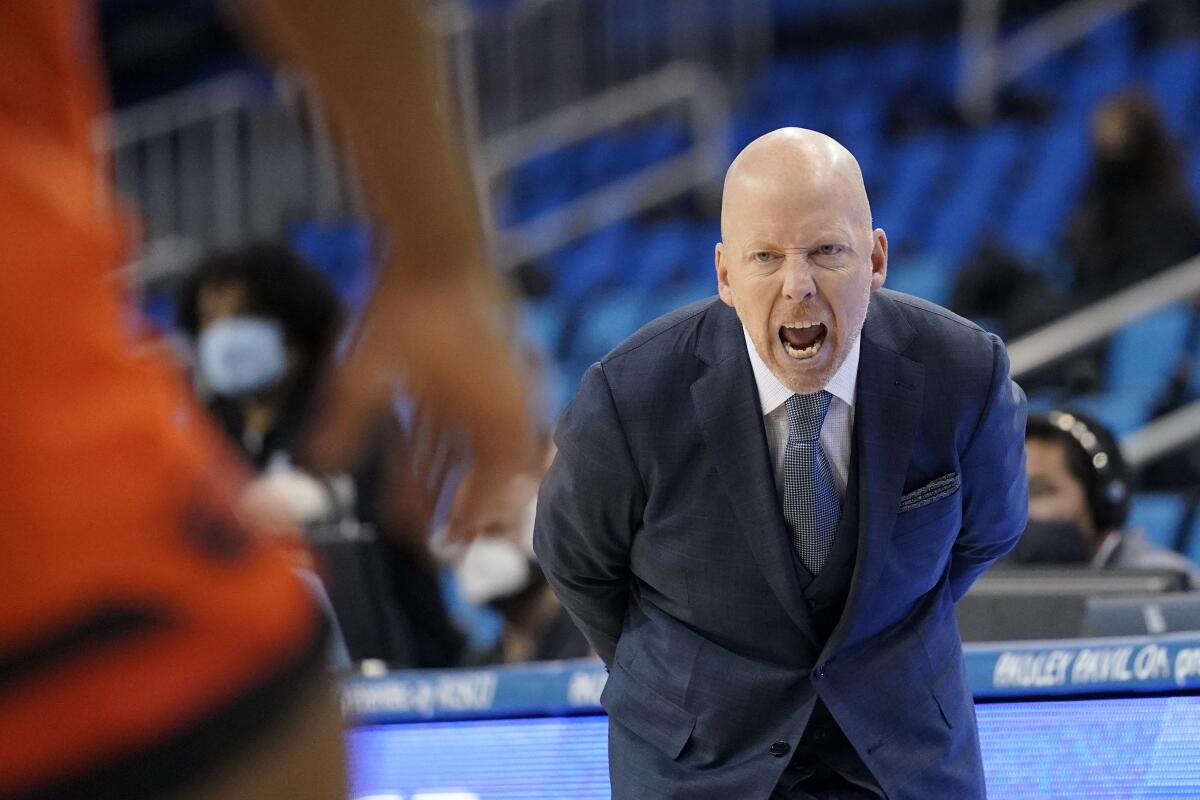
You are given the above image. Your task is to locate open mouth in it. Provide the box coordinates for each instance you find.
[779,322,828,359]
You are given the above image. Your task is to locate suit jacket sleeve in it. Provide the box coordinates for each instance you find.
[533,362,646,666]
[950,333,1028,601]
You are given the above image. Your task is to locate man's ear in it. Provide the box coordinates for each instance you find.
[715,242,735,307]
[869,228,888,292]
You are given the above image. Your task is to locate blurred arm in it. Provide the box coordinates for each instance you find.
[236,0,537,538]
[533,364,644,667]
[241,0,481,271]
[950,334,1029,601]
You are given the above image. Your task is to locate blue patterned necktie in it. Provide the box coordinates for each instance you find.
[782,391,841,575]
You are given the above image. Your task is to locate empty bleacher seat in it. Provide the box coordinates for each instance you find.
[520,301,566,358]
[567,286,654,368]
[1107,305,1193,396]
[1144,41,1200,139]
[875,135,953,254]
[1127,492,1187,550]
[927,124,1022,265]
[1001,117,1090,257]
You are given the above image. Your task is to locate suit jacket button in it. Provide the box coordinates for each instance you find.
[806,598,820,610]
[813,666,825,680]
[769,740,790,757]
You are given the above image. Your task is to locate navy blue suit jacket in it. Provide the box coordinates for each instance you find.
[534,290,1028,799]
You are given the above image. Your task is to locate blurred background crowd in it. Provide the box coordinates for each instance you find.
[101,0,1200,667]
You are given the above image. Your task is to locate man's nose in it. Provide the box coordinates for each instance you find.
[781,258,817,302]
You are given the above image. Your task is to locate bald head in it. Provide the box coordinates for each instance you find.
[713,127,886,395]
[721,128,872,241]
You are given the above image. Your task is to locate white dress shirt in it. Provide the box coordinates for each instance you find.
[742,327,860,501]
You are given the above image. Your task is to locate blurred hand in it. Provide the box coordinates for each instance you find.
[243,470,335,525]
[300,277,538,544]
[447,465,542,544]
[244,0,539,548]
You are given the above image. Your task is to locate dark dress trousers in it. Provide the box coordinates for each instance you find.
[534,290,1028,800]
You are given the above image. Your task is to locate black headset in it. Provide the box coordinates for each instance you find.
[1037,409,1131,531]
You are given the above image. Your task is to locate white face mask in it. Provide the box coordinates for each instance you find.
[455,536,533,606]
[197,316,287,397]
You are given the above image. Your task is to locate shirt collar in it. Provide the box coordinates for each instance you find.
[742,326,861,416]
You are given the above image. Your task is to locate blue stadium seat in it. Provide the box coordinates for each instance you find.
[1107,305,1192,395]
[915,37,960,99]
[1191,154,1200,214]
[578,136,623,194]
[1186,516,1200,567]
[568,287,654,367]
[836,97,887,186]
[771,0,943,25]
[641,275,716,322]
[141,289,177,331]
[505,148,577,224]
[640,121,690,165]
[1066,16,1134,113]
[1001,117,1089,257]
[1064,48,1129,115]
[884,254,953,307]
[288,220,373,311]
[520,301,565,358]
[1144,41,1200,139]
[1066,390,1154,438]
[632,222,694,289]
[1010,45,1073,98]
[550,223,634,302]
[926,124,1021,265]
[875,38,924,93]
[1026,388,1152,440]
[876,135,953,254]
[634,220,721,288]
[1127,492,1186,550]
[742,58,819,139]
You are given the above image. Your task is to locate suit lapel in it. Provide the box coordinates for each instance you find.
[822,299,924,659]
[691,305,822,647]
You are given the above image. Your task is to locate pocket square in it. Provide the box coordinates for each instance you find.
[899,472,961,512]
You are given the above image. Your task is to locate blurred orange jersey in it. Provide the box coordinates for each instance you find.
[0,3,323,796]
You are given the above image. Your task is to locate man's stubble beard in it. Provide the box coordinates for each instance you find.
[778,283,872,396]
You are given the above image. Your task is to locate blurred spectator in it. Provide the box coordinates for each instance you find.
[178,243,341,470]
[441,444,591,666]
[1006,408,1200,588]
[950,239,1069,340]
[1064,91,1200,303]
[1033,91,1200,393]
[177,242,466,666]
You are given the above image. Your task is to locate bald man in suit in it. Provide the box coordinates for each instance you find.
[535,128,1027,799]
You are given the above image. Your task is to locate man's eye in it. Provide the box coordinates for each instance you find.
[752,251,774,263]
[816,244,844,256]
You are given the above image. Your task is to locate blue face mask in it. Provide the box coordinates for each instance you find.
[197,316,287,397]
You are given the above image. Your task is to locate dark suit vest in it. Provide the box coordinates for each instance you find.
[793,434,861,644]
[787,437,881,794]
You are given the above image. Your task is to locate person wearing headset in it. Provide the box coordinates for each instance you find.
[1011,409,1200,588]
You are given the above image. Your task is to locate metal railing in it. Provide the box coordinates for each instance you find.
[482,62,728,270]
[1009,254,1200,379]
[1007,253,1200,468]
[1124,402,1200,468]
[436,0,769,141]
[102,0,751,285]
[957,0,1151,122]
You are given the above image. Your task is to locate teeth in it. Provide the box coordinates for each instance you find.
[784,338,823,359]
[783,322,821,330]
